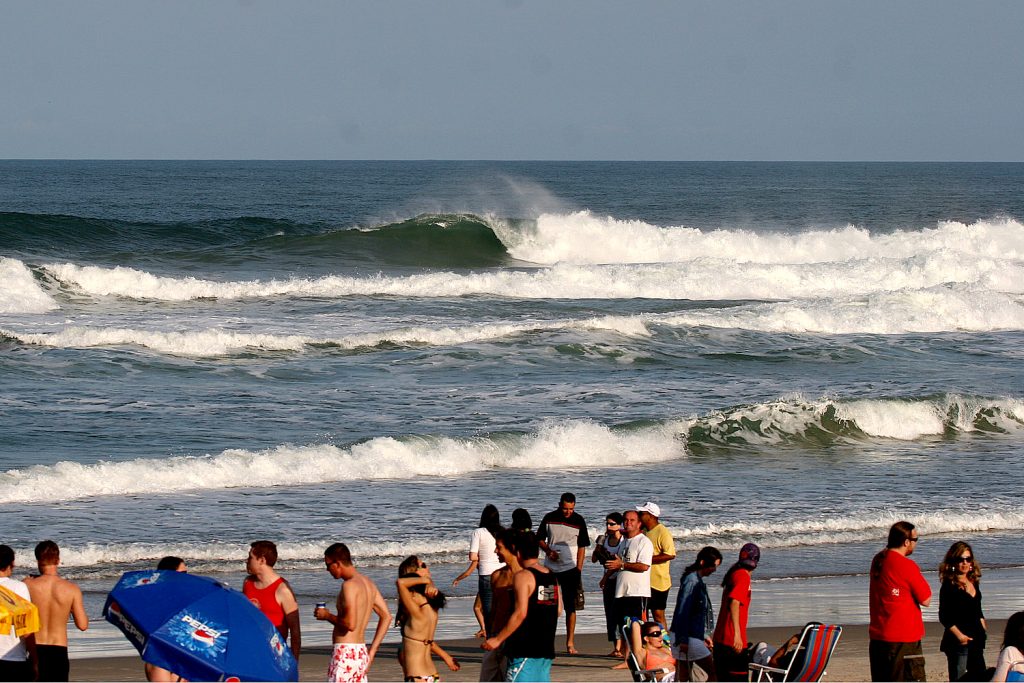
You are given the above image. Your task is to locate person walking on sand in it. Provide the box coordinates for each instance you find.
[670,545,723,682]
[482,531,560,682]
[637,502,676,627]
[0,545,37,683]
[23,540,88,682]
[480,528,524,681]
[243,540,301,660]
[536,492,589,655]
[605,509,654,625]
[452,504,505,636]
[316,543,391,683]
[712,543,760,682]
[868,521,931,682]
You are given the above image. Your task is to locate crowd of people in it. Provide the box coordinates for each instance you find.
[1,502,1023,683]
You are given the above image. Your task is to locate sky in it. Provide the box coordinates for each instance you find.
[2,1,1023,161]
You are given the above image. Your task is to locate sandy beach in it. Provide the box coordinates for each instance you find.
[68,619,1005,682]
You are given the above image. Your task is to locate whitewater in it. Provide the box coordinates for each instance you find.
[2,160,1023,653]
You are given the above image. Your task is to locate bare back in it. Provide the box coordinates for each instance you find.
[334,572,380,644]
[489,566,517,633]
[24,573,89,645]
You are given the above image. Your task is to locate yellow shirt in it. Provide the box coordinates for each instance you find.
[645,523,676,592]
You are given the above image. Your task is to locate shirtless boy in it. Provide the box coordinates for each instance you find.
[23,541,88,682]
[479,529,524,682]
[316,543,391,683]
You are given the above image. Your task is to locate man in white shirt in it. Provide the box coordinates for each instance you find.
[604,510,653,622]
[0,544,37,682]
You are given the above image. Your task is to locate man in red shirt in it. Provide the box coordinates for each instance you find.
[869,521,932,681]
[243,540,301,660]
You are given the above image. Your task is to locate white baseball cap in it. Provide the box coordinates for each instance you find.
[635,501,661,517]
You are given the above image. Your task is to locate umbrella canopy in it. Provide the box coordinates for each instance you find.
[0,584,40,638]
[104,570,297,682]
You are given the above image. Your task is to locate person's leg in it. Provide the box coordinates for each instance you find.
[898,640,926,682]
[946,647,967,682]
[566,611,578,654]
[479,574,494,621]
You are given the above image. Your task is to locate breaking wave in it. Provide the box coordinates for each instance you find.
[2,395,1020,505]
[0,257,58,313]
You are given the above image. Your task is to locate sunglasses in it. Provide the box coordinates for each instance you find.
[606,521,620,526]
[645,630,663,638]
[957,556,973,563]
[908,536,919,543]
[419,563,428,569]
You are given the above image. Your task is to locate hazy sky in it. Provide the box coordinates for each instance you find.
[3,1,1022,160]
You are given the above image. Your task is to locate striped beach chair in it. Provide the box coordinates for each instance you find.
[748,622,842,682]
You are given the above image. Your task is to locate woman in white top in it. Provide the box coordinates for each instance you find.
[452,504,505,637]
[992,611,1024,682]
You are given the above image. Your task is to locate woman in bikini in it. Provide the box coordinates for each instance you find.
[396,555,459,682]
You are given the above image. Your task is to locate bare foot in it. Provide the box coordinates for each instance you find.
[607,649,623,658]
[566,645,579,655]
[474,629,486,638]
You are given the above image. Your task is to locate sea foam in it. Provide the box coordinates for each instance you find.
[40,246,1024,303]
[0,258,58,314]
[494,214,1024,266]
[2,395,1020,504]
[0,420,685,504]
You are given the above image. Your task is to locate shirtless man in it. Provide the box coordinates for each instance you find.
[483,531,560,682]
[23,540,88,682]
[243,541,301,660]
[315,543,390,683]
[479,529,524,682]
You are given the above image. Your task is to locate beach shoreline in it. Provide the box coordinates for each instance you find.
[68,619,1005,682]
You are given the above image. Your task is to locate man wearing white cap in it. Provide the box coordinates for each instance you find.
[637,502,676,627]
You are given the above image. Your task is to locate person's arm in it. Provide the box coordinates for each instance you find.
[396,575,432,616]
[651,529,676,565]
[24,633,38,681]
[575,546,586,572]
[912,567,932,608]
[71,585,89,631]
[277,582,301,659]
[727,598,743,652]
[453,554,479,586]
[367,589,391,665]
[577,522,590,571]
[482,570,533,650]
[431,642,461,671]
[630,621,646,668]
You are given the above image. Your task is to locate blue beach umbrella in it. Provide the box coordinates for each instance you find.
[103,570,298,682]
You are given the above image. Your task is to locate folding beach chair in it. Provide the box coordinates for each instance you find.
[619,618,674,682]
[747,622,842,682]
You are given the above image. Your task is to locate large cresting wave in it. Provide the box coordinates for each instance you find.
[2,394,1020,504]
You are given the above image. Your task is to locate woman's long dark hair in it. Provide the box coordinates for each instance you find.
[479,504,503,539]
[684,546,722,576]
[395,555,447,629]
[1003,611,1024,651]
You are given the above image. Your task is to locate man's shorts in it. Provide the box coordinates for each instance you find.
[506,657,553,682]
[35,645,70,682]
[328,643,370,683]
[869,639,926,682]
[649,587,670,613]
[554,567,582,614]
[616,596,648,621]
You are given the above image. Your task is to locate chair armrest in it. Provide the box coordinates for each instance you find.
[748,663,787,674]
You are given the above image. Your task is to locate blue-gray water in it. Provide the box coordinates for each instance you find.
[1,161,1022,654]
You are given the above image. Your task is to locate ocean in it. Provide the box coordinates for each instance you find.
[1,160,1022,656]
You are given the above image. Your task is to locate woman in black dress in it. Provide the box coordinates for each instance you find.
[938,541,987,681]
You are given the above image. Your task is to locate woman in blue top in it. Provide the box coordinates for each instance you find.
[670,546,722,683]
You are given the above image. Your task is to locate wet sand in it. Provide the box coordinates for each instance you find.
[69,619,1005,682]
